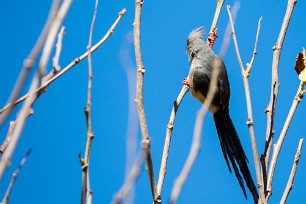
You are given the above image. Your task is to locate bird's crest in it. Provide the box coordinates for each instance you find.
[188,27,205,41]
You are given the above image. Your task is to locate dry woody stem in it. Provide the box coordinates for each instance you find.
[227,5,265,203]
[280,138,304,204]
[264,0,297,191]
[266,81,304,200]
[133,0,160,203]
[80,1,99,204]
[156,85,189,195]
[2,149,32,204]
[0,8,126,175]
[0,0,61,128]
[0,0,73,181]
[0,8,127,115]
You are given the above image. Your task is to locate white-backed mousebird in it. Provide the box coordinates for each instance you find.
[183,27,259,203]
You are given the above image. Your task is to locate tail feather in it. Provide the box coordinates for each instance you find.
[213,110,259,204]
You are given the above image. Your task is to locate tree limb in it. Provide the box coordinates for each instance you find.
[266,81,304,200]
[264,0,297,190]
[227,6,265,203]
[280,138,304,204]
[133,0,160,203]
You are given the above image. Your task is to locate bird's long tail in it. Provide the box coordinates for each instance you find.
[213,109,258,203]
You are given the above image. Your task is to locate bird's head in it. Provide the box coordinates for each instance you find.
[186,27,206,61]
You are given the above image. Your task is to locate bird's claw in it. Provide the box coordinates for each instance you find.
[182,78,190,86]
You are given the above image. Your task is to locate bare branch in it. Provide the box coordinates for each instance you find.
[227,5,265,203]
[42,26,66,84]
[280,138,304,204]
[219,2,240,58]
[0,0,61,127]
[169,62,220,204]
[246,17,262,75]
[133,0,160,203]
[264,0,297,187]
[207,0,225,44]
[80,1,98,204]
[112,151,144,204]
[0,122,16,156]
[267,81,304,200]
[156,85,189,195]
[0,0,73,181]
[0,8,127,115]
[2,149,32,204]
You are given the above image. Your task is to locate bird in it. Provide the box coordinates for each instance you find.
[182,27,259,203]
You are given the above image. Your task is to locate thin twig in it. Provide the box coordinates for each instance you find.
[169,63,220,204]
[246,17,262,75]
[80,1,98,204]
[0,8,127,115]
[264,0,297,192]
[0,0,72,181]
[207,0,225,44]
[0,122,16,156]
[280,138,304,204]
[267,81,304,200]
[112,151,144,204]
[133,0,160,203]
[42,26,66,84]
[156,85,189,195]
[0,109,34,156]
[0,0,60,128]
[2,149,32,204]
[219,2,240,58]
[227,5,265,203]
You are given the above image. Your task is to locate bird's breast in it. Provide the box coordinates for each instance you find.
[189,82,219,113]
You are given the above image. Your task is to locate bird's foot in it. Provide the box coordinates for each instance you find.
[182,78,190,86]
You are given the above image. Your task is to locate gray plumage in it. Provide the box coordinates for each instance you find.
[186,27,258,203]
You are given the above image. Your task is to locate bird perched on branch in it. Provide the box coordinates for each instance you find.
[182,27,259,203]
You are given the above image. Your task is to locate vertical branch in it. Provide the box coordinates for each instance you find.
[264,0,297,178]
[280,138,304,204]
[133,0,160,203]
[266,82,304,200]
[0,0,72,181]
[2,149,32,204]
[227,6,265,203]
[80,1,98,204]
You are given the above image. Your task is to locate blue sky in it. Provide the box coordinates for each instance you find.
[1,0,306,203]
